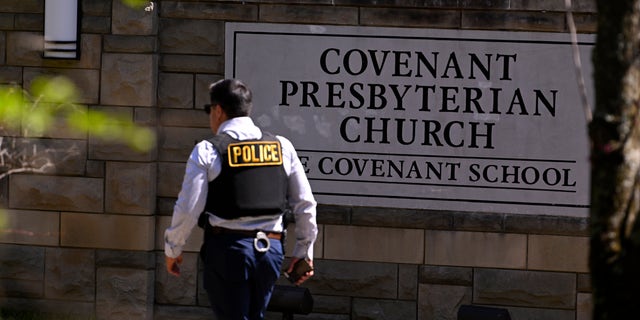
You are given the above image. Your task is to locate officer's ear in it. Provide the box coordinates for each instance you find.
[212,104,221,117]
[215,105,229,120]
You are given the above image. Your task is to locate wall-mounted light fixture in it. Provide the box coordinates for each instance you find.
[43,0,80,59]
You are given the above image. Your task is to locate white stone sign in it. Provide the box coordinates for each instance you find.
[225,22,594,217]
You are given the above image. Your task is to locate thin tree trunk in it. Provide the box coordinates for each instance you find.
[591,0,640,318]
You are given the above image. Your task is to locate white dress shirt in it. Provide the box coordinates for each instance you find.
[164,117,318,260]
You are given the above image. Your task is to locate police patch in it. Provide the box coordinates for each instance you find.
[227,140,283,167]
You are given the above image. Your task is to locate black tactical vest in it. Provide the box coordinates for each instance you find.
[203,132,288,220]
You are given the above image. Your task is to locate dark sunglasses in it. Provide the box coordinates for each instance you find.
[204,104,212,114]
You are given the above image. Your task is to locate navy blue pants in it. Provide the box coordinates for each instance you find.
[201,232,283,320]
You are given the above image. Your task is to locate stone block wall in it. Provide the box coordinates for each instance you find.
[0,0,596,319]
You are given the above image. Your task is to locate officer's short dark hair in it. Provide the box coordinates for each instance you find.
[208,79,253,118]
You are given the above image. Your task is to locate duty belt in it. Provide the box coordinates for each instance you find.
[208,226,282,253]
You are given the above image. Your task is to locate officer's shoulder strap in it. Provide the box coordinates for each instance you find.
[261,131,278,141]
[207,133,235,154]
[208,131,279,152]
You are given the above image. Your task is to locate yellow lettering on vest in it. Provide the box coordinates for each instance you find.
[251,144,260,162]
[270,145,279,162]
[242,145,252,162]
[227,141,283,167]
[232,146,242,164]
[262,144,271,161]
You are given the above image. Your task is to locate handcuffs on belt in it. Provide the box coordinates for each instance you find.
[254,231,270,253]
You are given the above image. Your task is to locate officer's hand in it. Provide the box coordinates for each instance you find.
[286,258,314,285]
[165,254,183,277]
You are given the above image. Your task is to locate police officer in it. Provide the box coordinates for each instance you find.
[164,79,318,320]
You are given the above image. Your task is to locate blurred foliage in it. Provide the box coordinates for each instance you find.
[0,76,155,152]
[121,0,153,9]
[0,0,158,232]
[0,76,156,230]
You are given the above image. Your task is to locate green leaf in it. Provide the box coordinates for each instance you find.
[22,108,54,135]
[30,76,79,104]
[127,127,156,152]
[121,0,150,9]
[2,76,156,153]
[0,87,27,128]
